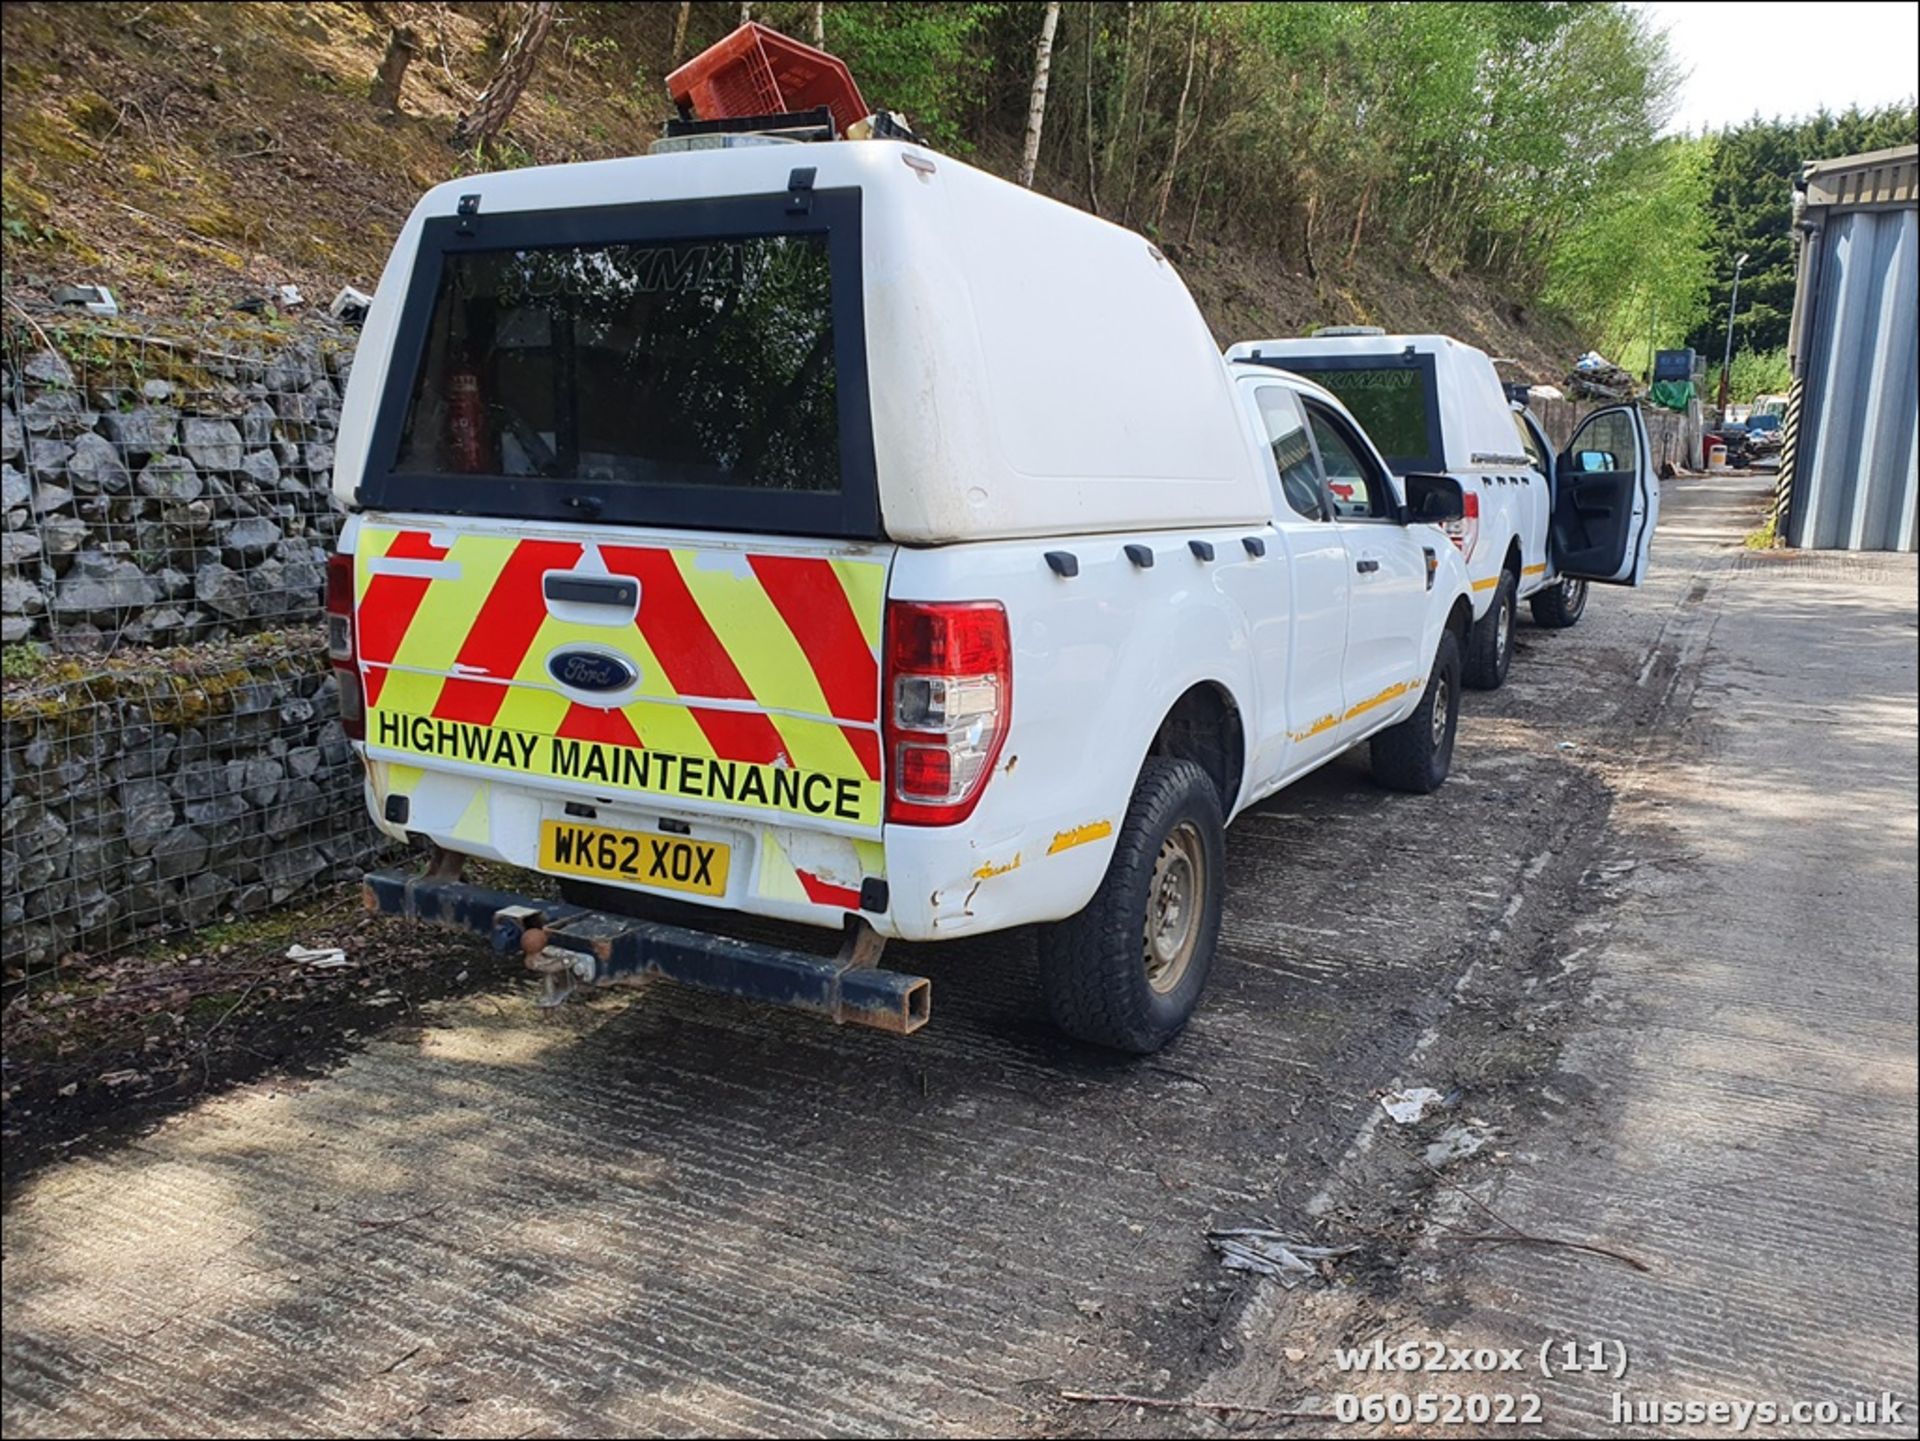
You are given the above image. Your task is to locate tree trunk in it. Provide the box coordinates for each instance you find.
[1345,177,1374,268]
[1152,12,1204,233]
[1183,142,1215,248]
[1083,2,1100,215]
[1121,4,1159,222]
[669,1,692,67]
[1303,191,1319,279]
[370,24,418,113]
[1150,9,1201,232]
[1181,42,1223,248]
[1017,1,1061,190]
[452,1,557,149]
[811,1,825,47]
[1100,1,1135,191]
[740,3,753,26]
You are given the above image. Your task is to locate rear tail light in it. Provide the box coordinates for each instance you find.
[325,552,365,741]
[883,601,1010,826]
[1443,491,1480,558]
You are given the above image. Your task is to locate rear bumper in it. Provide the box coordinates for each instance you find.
[364,866,931,1034]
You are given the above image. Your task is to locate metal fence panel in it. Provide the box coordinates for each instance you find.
[1789,206,1920,551]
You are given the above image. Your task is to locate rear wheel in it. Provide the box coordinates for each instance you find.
[1464,571,1516,689]
[1370,630,1461,795]
[1529,575,1589,629]
[1039,757,1225,1054]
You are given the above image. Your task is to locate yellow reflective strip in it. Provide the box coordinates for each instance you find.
[1343,679,1415,721]
[756,831,810,903]
[764,710,858,783]
[449,784,490,844]
[1522,563,1547,576]
[372,666,446,718]
[1289,712,1340,743]
[389,533,516,673]
[487,682,572,737]
[830,557,888,653]
[1472,576,1501,592]
[853,838,886,878]
[676,550,830,718]
[362,712,881,826]
[373,761,424,802]
[355,526,402,601]
[1049,820,1113,855]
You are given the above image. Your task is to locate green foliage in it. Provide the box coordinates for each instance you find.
[1,644,49,682]
[1726,347,1791,405]
[1686,105,1920,356]
[1544,137,1713,372]
[823,2,1003,152]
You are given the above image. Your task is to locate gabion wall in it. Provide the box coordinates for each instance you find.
[2,308,391,978]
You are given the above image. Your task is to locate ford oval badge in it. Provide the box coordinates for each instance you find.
[548,649,637,693]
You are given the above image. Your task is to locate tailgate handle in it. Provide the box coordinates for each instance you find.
[545,575,638,608]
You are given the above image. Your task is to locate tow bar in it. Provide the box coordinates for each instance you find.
[363,865,930,1035]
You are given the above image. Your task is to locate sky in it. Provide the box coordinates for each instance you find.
[1642,1,1920,134]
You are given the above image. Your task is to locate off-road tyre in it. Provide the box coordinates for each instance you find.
[1529,574,1589,629]
[1464,571,1516,689]
[1370,629,1461,795]
[1039,757,1225,1054]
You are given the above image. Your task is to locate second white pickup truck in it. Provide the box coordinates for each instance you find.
[333,137,1475,1053]
[1226,332,1660,689]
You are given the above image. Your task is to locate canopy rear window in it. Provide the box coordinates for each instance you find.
[362,191,877,537]
[1243,352,1441,474]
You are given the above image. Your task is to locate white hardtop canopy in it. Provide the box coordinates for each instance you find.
[1224,332,1532,474]
[336,140,1267,542]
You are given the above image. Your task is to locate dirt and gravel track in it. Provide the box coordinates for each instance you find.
[5,475,1914,1438]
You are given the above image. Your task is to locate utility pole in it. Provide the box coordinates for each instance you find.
[1717,251,1749,413]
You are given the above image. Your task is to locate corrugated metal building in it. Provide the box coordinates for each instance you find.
[1778,144,1918,551]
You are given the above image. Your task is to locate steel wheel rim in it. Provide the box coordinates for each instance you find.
[1563,578,1588,616]
[1430,672,1451,749]
[1496,591,1512,657]
[1143,821,1205,994]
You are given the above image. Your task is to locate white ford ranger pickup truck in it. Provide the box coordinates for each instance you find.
[331,137,1474,1053]
[1225,332,1659,690]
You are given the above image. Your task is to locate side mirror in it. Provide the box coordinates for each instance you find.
[1402,472,1464,524]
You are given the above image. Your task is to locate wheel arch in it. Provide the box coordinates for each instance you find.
[1446,594,1474,647]
[1146,682,1245,820]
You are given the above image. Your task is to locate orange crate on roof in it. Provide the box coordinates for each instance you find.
[666,23,869,138]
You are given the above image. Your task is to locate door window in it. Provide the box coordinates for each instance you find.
[1568,410,1636,472]
[1512,411,1549,474]
[1306,408,1393,520]
[1253,385,1327,520]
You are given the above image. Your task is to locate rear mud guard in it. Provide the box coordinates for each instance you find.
[364,868,930,1035]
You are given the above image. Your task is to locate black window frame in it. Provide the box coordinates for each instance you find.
[1250,382,1332,522]
[357,188,880,539]
[1239,351,1443,475]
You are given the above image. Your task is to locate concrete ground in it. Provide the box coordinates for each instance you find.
[4,474,1915,1438]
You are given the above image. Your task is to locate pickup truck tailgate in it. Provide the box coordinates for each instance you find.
[354,516,890,884]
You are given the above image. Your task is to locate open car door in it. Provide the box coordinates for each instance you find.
[1550,404,1659,586]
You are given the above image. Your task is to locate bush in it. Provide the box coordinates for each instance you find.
[1725,347,1791,405]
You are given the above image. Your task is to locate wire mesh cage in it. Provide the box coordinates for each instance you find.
[2,302,394,980]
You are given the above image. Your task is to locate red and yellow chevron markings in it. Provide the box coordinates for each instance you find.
[355,526,887,827]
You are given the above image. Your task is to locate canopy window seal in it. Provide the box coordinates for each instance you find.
[358,189,880,540]
[1237,351,1443,477]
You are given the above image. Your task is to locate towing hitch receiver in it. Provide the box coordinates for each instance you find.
[363,868,930,1035]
